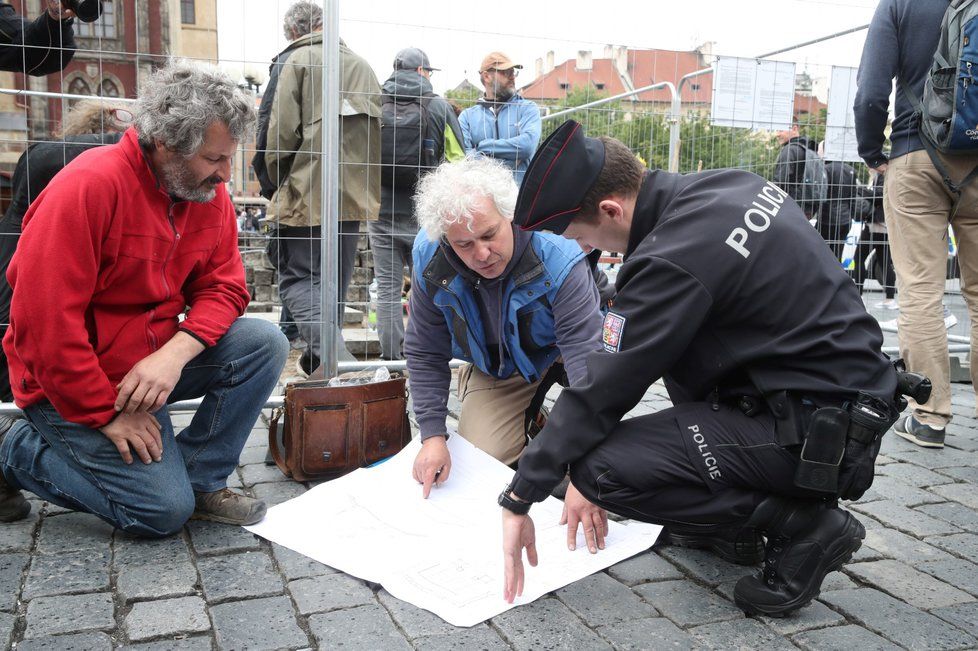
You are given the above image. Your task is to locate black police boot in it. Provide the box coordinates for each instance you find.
[656,526,765,566]
[734,497,864,617]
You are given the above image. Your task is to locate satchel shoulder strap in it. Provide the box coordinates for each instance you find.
[267,407,292,477]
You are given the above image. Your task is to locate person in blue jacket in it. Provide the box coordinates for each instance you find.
[459,52,542,185]
[405,157,603,502]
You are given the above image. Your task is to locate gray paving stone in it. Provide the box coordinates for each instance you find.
[16,632,114,650]
[607,550,684,586]
[0,511,39,552]
[633,580,742,627]
[937,466,978,483]
[116,557,198,603]
[556,572,657,626]
[35,512,114,554]
[0,612,14,649]
[0,553,28,612]
[377,588,457,638]
[287,573,374,615]
[24,593,115,638]
[930,483,978,510]
[690,617,796,650]
[856,476,945,507]
[932,601,978,633]
[120,637,213,650]
[886,447,978,469]
[113,533,191,565]
[242,428,268,449]
[850,500,963,537]
[125,596,210,642]
[945,432,978,452]
[238,446,271,465]
[595,616,696,650]
[878,462,957,488]
[308,603,412,650]
[850,542,885,563]
[821,571,858,592]
[863,527,955,563]
[656,546,751,586]
[197,550,283,602]
[249,480,306,505]
[240,463,288,486]
[185,519,261,556]
[412,625,509,650]
[760,598,846,635]
[491,597,611,650]
[792,624,901,650]
[917,502,978,533]
[845,559,974,609]
[225,470,243,490]
[210,595,308,650]
[918,558,978,597]
[270,542,336,581]
[821,588,977,650]
[23,549,111,600]
[928,532,978,559]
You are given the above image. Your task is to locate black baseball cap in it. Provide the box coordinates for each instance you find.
[393,47,439,72]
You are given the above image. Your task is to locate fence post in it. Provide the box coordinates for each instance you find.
[320,0,341,378]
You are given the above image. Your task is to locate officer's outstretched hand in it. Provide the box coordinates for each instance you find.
[561,482,608,553]
[502,509,537,603]
[413,435,451,498]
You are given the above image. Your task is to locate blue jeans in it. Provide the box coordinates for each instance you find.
[0,318,288,537]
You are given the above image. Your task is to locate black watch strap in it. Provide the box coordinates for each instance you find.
[497,489,531,515]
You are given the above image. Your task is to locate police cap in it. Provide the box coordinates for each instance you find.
[514,120,605,235]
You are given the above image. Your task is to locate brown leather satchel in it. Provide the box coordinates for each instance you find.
[268,375,412,482]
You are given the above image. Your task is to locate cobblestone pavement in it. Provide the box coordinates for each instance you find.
[3,298,978,648]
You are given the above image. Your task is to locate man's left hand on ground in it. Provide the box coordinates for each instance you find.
[501,508,537,603]
[561,481,607,553]
[115,331,204,413]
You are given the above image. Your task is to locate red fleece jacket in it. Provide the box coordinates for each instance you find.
[3,128,250,428]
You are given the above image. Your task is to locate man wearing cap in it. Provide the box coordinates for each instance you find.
[459,52,541,185]
[370,48,464,360]
[498,120,903,617]
[405,157,603,500]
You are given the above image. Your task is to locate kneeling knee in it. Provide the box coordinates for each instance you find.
[122,493,195,538]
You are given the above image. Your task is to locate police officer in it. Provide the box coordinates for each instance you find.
[497,120,901,616]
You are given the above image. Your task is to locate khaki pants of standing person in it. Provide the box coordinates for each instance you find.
[456,363,544,466]
[884,149,978,427]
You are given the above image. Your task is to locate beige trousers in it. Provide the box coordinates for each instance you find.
[884,149,978,426]
[456,363,543,466]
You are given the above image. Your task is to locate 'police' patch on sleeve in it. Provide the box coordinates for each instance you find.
[602,311,626,353]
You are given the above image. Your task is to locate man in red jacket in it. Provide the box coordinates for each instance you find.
[0,61,288,536]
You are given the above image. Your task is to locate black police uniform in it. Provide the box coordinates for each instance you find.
[510,167,896,526]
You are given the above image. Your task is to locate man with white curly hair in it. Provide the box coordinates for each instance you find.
[0,61,288,535]
[405,157,603,507]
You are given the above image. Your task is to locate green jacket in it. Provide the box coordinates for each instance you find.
[265,33,382,227]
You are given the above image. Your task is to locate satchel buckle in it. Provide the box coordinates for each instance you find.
[322,451,332,462]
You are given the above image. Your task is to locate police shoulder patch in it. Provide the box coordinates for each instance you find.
[602,311,626,353]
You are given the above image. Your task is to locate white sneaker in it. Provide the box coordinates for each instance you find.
[875,298,899,310]
[943,305,958,330]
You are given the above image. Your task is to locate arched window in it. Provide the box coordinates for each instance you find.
[98,79,120,98]
[67,77,92,97]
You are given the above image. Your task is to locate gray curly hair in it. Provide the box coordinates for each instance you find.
[414,157,518,241]
[283,1,323,41]
[134,60,256,155]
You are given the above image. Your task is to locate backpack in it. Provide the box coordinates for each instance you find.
[777,142,827,214]
[380,94,436,189]
[906,0,978,206]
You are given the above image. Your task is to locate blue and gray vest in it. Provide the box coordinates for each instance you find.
[413,232,585,383]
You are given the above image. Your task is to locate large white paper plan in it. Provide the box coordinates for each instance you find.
[246,434,661,627]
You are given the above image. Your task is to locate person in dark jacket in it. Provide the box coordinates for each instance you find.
[370,47,463,360]
[773,126,824,220]
[821,159,869,262]
[0,1,76,75]
[854,0,974,449]
[499,121,901,617]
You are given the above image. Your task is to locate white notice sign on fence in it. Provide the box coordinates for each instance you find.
[824,66,862,163]
[712,56,796,131]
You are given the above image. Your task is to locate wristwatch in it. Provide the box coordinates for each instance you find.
[497,488,531,515]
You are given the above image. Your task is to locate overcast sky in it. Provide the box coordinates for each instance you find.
[216,0,881,95]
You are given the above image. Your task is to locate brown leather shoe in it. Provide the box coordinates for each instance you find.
[192,488,266,526]
[0,415,30,523]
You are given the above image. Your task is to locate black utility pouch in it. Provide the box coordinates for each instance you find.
[838,392,896,501]
[795,407,849,494]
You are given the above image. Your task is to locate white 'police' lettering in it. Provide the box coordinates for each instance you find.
[725,182,789,259]
[687,424,722,480]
